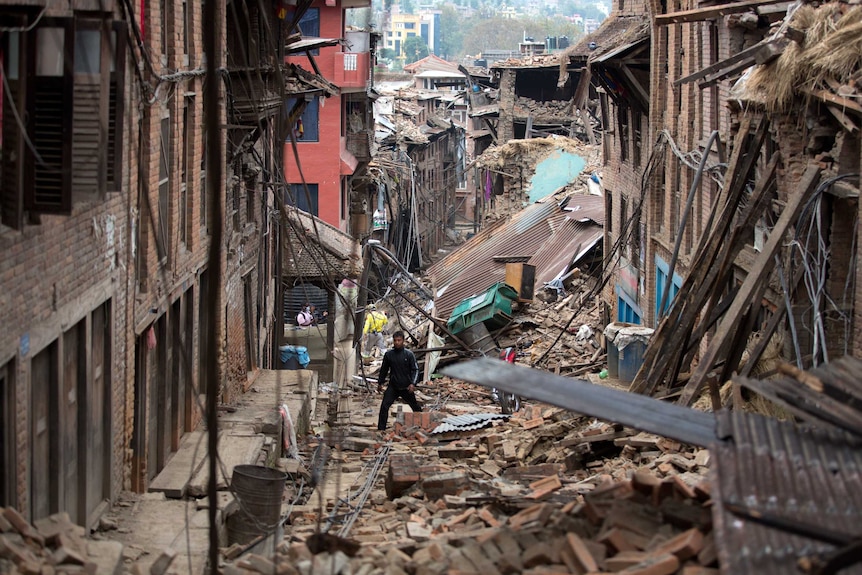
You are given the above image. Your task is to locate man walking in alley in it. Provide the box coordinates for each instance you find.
[377,331,422,432]
[363,304,388,356]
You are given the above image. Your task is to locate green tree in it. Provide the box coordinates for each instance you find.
[380,47,397,59]
[439,5,465,60]
[403,35,430,64]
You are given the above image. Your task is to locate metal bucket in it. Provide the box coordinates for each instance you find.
[460,323,497,356]
[227,465,287,545]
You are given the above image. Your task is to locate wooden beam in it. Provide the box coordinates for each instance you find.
[674,42,764,86]
[580,106,597,145]
[655,0,790,25]
[621,64,650,109]
[630,117,761,395]
[805,88,862,115]
[678,164,822,406]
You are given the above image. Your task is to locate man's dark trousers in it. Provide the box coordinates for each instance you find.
[378,385,422,430]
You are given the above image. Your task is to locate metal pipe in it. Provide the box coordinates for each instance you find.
[368,241,433,299]
[658,130,721,319]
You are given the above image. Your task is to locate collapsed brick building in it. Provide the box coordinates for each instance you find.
[582,0,861,385]
[371,76,467,269]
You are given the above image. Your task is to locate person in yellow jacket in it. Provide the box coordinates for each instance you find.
[363,304,389,357]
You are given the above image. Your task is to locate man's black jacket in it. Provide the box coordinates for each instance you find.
[379,347,419,390]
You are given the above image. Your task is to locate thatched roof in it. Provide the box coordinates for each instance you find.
[734,2,862,111]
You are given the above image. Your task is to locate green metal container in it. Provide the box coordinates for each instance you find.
[447,282,519,335]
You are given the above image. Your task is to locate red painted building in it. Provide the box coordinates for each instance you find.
[284,0,374,232]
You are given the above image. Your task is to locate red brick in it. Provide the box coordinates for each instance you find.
[617,553,680,575]
[653,528,704,561]
[597,527,639,553]
[560,532,598,573]
[521,417,545,430]
[509,503,553,530]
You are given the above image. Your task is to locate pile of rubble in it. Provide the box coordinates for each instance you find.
[514,96,574,121]
[500,275,606,377]
[223,391,716,575]
[473,136,597,174]
[0,507,126,575]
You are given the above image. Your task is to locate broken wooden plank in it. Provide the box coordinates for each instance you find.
[442,358,717,447]
[804,88,862,115]
[186,433,266,496]
[148,431,209,498]
[655,0,790,25]
[630,117,765,395]
[678,164,822,406]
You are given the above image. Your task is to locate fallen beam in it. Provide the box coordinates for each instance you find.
[441,358,717,447]
[677,164,822,406]
[655,0,790,25]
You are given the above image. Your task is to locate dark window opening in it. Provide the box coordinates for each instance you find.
[285,97,319,142]
[513,68,574,101]
[287,183,319,216]
[158,116,171,263]
[298,8,320,54]
[618,104,629,163]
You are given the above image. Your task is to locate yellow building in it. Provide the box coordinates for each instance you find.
[384,12,423,61]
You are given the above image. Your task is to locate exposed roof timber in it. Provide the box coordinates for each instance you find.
[620,64,649,108]
[673,38,786,88]
[441,358,717,447]
[592,37,649,64]
[805,88,862,116]
[654,0,790,24]
[285,37,341,54]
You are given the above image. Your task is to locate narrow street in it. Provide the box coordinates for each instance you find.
[1,0,861,571]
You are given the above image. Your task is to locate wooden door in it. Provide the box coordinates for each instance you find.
[170,299,182,451]
[86,302,110,520]
[61,323,83,523]
[30,344,56,520]
[147,322,160,481]
[0,361,14,507]
[184,289,195,432]
[132,336,147,492]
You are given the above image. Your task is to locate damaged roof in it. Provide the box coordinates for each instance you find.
[283,207,360,279]
[566,14,651,60]
[429,195,603,318]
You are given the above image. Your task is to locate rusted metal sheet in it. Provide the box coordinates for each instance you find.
[529,216,603,286]
[441,358,716,446]
[429,196,603,317]
[712,411,862,575]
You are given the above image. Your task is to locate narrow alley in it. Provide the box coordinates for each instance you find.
[1,0,861,573]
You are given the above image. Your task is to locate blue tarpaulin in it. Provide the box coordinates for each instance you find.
[279,345,310,368]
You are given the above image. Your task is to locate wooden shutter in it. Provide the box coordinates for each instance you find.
[26,20,74,214]
[1,47,24,229]
[108,21,127,192]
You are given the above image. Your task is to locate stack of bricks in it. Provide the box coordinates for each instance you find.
[394,411,442,442]
[223,469,718,575]
[0,507,134,575]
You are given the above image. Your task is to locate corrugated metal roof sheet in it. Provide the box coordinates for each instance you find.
[429,195,604,317]
[712,411,862,575]
[431,413,511,434]
[530,217,603,286]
